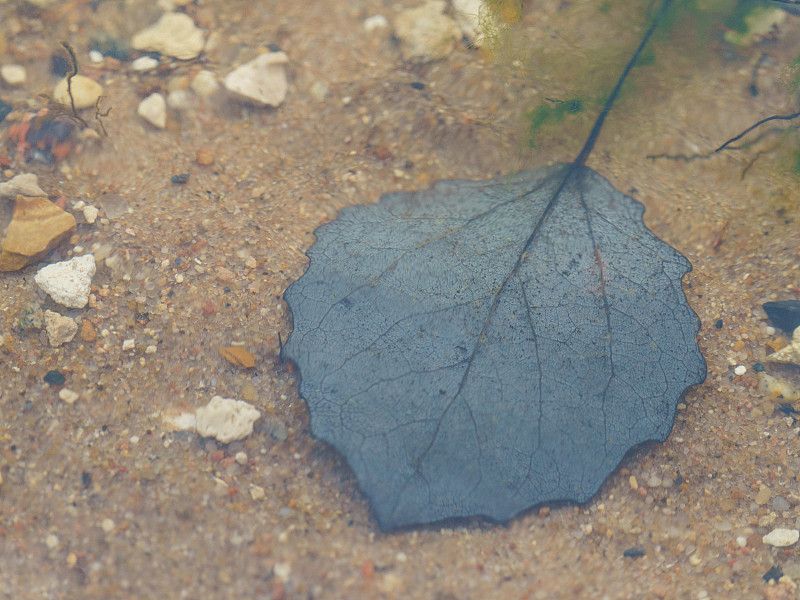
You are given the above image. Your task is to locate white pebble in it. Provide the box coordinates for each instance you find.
[363,15,388,32]
[83,205,99,224]
[58,388,80,404]
[235,451,248,465]
[138,93,167,129]
[53,75,103,109]
[273,561,291,583]
[250,485,266,500]
[191,70,219,97]
[195,396,261,443]
[175,273,184,283]
[122,338,135,351]
[1,64,27,86]
[101,518,115,533]
[734,365,746,376]
[44,310,78,347]
[131,12,204,60]
[35,255,96,308]
[89,50,104,63]
[763,527,799,547]
[145,344,157,354]
[131,56,159,72]
[45,534,59,549]
[224,52,289,107]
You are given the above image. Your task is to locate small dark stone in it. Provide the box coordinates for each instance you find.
[43,370,66,386]
[268,43,281,52]
[763,565,783,582]
[171,173,190,185]
[763,300,800,334]
[51,54,69,77]
[753,362,765,372]
[81,472,92,488]
[410,82,425,90]
[715,319,723,329]
[778,403,799,417]
[674,475,683,486]
[623,546,645,558]
[0,98,11,123]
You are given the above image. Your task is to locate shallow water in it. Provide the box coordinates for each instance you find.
[2,1,800,597]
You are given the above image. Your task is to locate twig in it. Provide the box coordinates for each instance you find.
[715,110,800,152]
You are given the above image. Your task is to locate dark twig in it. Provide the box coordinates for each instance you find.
[715,110,800,152]
[60,42,89,129]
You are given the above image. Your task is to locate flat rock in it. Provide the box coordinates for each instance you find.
[767,328,800,366]
[394,0,460,62]
[0,173,47,198]
[132,12,204,60]
[138,93,167,129]
[224,52,288,107]
[53,75,103,110]
[44,310,78,347]
[0,195,76,271]
[35,254,96,308]
[763,528,800,547]
[195,396,261,443]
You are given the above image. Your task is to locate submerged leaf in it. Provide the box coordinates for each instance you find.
[283,164,705,529]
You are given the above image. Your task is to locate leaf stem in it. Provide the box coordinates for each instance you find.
[573,0,674,168]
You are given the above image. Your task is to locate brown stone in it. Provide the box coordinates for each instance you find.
[0,195,76,271]
[196,147,215,166]
[80,320,97,342]
[220,346,256,369]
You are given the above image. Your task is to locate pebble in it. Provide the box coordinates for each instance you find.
[131,12,205,60]
[363,15,388,32]
[0,192,76,271]
[53,75,103,109]
[394,0,461,62]
[774,496,791,512]
[220,346,255,369]
[1,64,26,86]
[0,173,46,198]
[647,474,662,488]
[45,534,59,549]
[58,388,79,404]
[452,0,484,42]
[80,319,97,342]
[224,51,289,107]
[167,89,192,111]
[767,328,800,366]
[734,365,746,376]
[35,254,96,308]
[44,310,78,347]
[195,147,215,166]
[195,396,261,443]
[122,338,135,351]
[756,485,771,505]
[138,93,167,129]
[82,204,99,224]
[763,528,800,547]
[250,485,266,500]
[44,370,66,385]
[190,70,219,97]
[101,518,115,533]
[273,561,291,583]
[131,56,159,72]
[235,451,248,465]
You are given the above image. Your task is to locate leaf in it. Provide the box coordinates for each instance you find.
[282,0,706,530]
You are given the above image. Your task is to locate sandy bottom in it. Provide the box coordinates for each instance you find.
[2,1,800,598]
